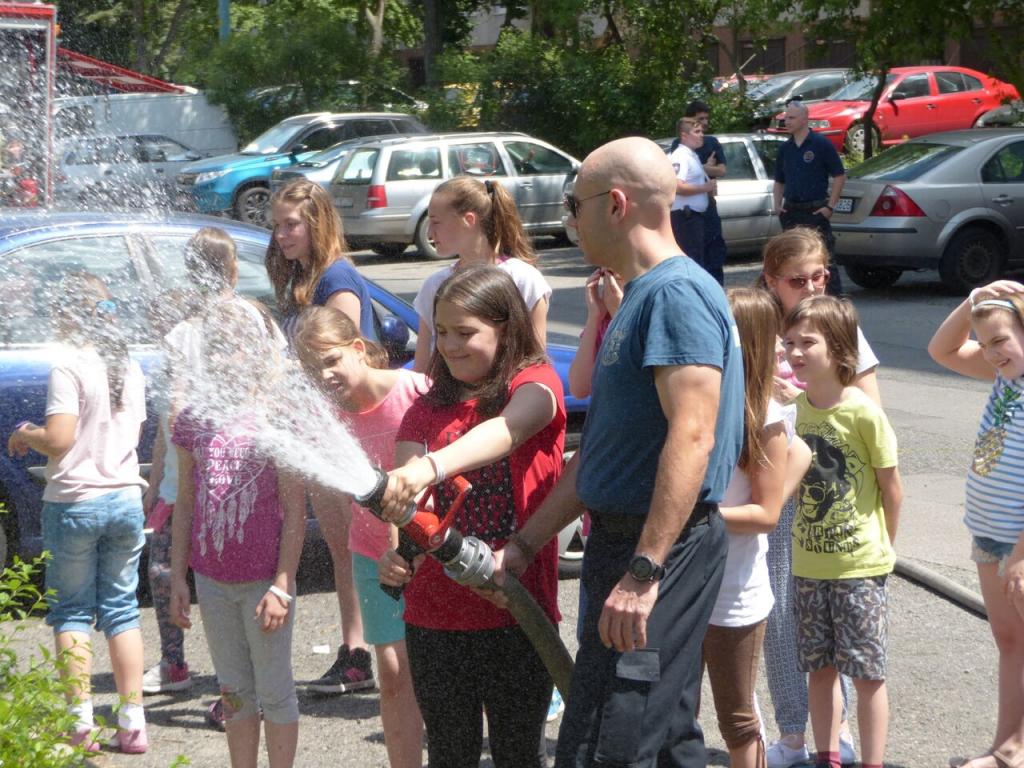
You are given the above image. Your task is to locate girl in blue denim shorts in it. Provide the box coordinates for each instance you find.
[7,272,149,754]
[930,279,1024,768]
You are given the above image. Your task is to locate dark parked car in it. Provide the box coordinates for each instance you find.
[0,211,588,569]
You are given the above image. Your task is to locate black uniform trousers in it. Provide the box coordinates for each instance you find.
[555,507,727,768]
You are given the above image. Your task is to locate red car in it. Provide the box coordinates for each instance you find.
[768,65,1020,155]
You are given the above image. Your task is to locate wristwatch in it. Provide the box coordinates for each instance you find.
[824,204,835,212]
[627,554,666,583]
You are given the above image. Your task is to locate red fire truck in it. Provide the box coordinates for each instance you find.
[0,2,56,207]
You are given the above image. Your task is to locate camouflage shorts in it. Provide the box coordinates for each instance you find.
[793,575,888,681]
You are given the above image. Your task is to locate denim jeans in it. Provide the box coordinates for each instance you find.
[43,486,145,637]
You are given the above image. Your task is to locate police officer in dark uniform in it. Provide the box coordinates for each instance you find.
[685,100,727,285]
[773,99,846,295]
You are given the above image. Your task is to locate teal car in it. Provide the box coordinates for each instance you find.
[177,112,428,226]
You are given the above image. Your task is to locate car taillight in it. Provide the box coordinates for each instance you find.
[366,184,387,209]
[869,185,925,217]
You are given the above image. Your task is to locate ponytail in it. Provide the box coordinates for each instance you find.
[56,272,130,411]
[434,176,537,264]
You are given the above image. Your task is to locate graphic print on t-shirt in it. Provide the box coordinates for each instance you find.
[194,429,267,561]
[437,456,516,542]
[795,426,865,555]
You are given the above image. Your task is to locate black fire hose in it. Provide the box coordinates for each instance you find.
[356,468,575,698]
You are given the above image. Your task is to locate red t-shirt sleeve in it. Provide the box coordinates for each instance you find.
[509,362,565,406]
[395,394,432,446]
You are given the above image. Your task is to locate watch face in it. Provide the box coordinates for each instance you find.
[630,556,654,581]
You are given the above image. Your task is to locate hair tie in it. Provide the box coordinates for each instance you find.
[95,299,118,315]
[484,180,495,196]
[973,299,1017,313]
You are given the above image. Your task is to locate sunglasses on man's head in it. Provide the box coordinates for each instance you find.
[563,189,610,219]
[776,269,830,290]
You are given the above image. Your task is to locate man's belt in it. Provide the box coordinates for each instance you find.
[589,502,717,539]
[784,198,828,211]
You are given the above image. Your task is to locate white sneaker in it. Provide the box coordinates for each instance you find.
[839,732,857,765]
[766,739,811,768]
[141,661,193,694]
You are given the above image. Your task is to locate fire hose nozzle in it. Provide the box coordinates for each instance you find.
[443,535,495,588]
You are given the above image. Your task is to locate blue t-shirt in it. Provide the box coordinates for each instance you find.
[576,256,743,514]
[774,130,845,203]
[312,260,376,340]
[697,135,726,166]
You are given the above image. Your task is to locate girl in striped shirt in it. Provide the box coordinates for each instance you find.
[929,279,1024,768]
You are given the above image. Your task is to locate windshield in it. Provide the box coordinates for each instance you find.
[304,140,359,165]
[241,122,304,155]
[849,142,963,182]
[829,74,897,102]
[750,75,800,101]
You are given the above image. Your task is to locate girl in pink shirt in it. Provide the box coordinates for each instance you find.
[295,306,427,768]
[169,302,307,768]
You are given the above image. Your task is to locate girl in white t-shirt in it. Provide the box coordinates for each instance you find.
[412,176,551,372]
[703,288,811,768]
[7,272,149,754]
[294,306,427,768]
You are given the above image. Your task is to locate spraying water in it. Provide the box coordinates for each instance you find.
[169,299,379,500]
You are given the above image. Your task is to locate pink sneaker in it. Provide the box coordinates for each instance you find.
[108,725,148,754]
[69,726,100,753]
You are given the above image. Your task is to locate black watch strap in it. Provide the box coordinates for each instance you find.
[628,554,666,582]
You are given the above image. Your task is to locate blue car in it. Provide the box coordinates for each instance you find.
[177,112,428,227]
[0,211,588,568]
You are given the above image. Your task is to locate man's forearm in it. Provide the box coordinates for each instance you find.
[518,452,586,554]
[773,181,785,212]
[828,174,846,208]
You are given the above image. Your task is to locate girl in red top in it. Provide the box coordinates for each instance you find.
[378,266,565,768]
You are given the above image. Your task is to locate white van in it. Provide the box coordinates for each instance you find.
[55,91,237,157]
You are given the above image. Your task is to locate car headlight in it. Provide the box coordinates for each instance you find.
[808,119,831,129]
[195,169,230,184]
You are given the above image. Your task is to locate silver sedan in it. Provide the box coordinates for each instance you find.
[832,128,1024,293]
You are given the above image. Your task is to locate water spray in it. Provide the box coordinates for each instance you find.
[356,466,574,697]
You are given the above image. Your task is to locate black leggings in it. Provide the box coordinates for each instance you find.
[406,624,553,768]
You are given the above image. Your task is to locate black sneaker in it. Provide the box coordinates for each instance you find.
[305,645,376,695]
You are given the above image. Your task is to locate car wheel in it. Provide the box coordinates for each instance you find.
[234,186,271,227]
[844,265,902,290]
[844,122,880,156]
[558,530,584,580]
[939,227,1005,293]
[370,242,409,258]
[414,215,441,260]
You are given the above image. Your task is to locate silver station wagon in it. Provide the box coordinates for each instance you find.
[330,131,580,258]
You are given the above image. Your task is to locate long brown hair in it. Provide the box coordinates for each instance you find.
[266,179,349,311]
[293,305,389,381]
[728,288,780,471]
[433,176,537,264]
[55,272,130,410]
[427,266,546,416]
[185,227,238,296]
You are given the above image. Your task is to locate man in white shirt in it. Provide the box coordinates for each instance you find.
[667,117,717,270]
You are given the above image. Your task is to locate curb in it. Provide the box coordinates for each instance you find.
[894,557,986,619]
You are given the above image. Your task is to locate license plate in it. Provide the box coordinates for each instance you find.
[834,197,854,214]
[336,197,354,209]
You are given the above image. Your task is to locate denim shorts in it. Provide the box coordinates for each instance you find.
[972,535,1017,575]
[352,552,406,646]
[42,487,145,637]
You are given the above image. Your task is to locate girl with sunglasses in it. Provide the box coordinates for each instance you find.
[757,226,882,768]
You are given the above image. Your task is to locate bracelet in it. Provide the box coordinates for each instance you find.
[267,584,293,605]
[424,452,446,484]
[510,531,537,563]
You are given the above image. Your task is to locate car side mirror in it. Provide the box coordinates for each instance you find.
[186,152,202,161]
[289,143,309,157]
[379,314,412,365]
[890,92,905,101]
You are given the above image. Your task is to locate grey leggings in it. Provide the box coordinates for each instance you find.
[764,499,850,735]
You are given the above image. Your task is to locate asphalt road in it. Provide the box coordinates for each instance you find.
[9,244,1003,767]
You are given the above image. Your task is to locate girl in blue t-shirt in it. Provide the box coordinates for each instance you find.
[266,178,376,694]
[929,279,1024,768]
